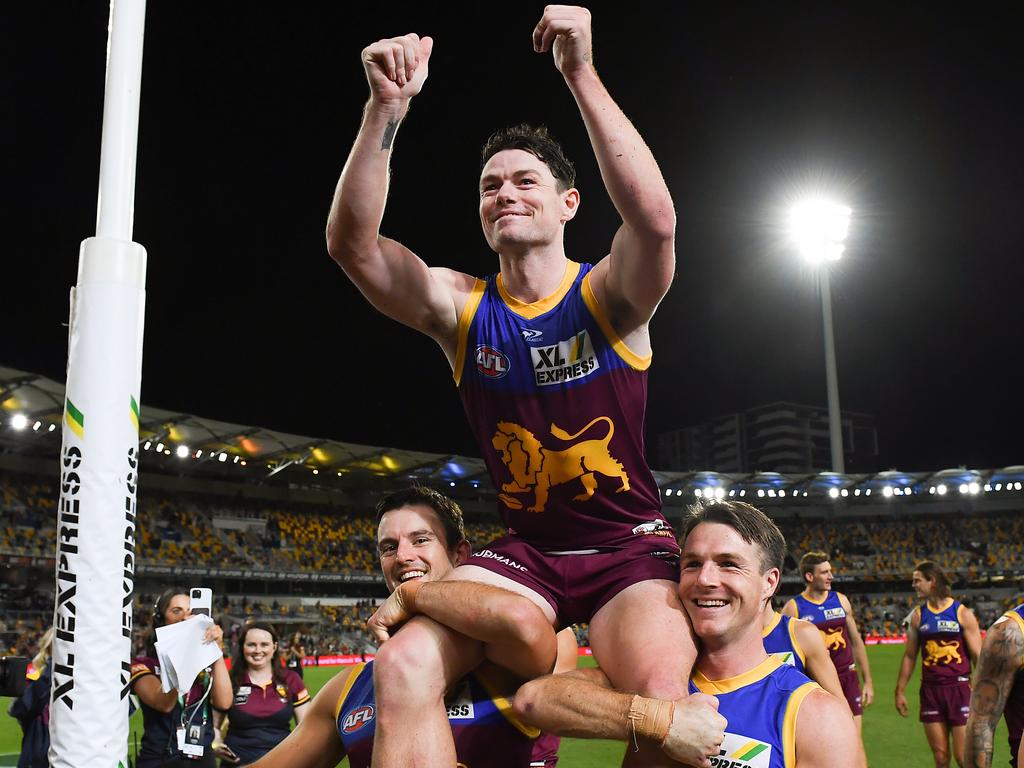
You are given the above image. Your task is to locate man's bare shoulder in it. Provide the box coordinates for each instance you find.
[796,688,861,766]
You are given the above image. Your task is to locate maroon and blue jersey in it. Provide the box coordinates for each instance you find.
[762,612,807,675]
[1000,604,1024,766]
[455,261,672,549]
[129,655,217,768]
[224,669,309,764]
[793,592,855,673]
[336,662,540,768]
[917,599,971,685]
[689,656,819,768]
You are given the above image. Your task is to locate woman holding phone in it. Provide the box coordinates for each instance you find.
[130,588,233,768]
[213,622,309,765]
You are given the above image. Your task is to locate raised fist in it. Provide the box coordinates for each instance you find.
[532,6,594,77]
[361,33,434,103]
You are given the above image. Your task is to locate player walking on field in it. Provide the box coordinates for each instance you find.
[783,552,874,739]
[327,4,723,766]
[895,561,982,768]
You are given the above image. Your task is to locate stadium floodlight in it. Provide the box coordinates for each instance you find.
[11,413,28,430]
[969,482,980,495]
[694,488,703,498]
[757,489,765,498]
[195,449,203,458]
[959,483,969,495]
[841,489,849,497]
[33,420,42,431]
[449,481,456,487]
[240,460,247,467]
[882,486,893,498]
[1016,482,1023,491]
[715,487,725,500]
[143,441,152,450]
[767,489,777,498]
[937,484,947,495]
[175,445,189,458]
[312,468,319,475]
[233,455,240,464]
[829,488,840,499]
[156,442,165,453]
[48,424,56,432]
[664,488,672,497]
[789,197,852,474]
[218,452,227,463]
[778,489,786,498]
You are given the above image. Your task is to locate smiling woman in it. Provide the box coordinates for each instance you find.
[214,623,309,765]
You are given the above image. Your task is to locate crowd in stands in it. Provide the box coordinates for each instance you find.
[4,470,1024,652]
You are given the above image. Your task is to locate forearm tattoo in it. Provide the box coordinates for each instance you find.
[965,620,1023,767]
[381,120,399,151]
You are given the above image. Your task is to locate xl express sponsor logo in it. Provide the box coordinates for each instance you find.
[710,732,773,768]
[531,330,599,386]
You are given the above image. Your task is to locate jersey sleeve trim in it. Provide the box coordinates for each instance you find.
[788,618,807,669]
[782,681,820,768]
[474,666,542,739]
[453,279,487,386]
[580,271,652,371]
[333,663,365,721]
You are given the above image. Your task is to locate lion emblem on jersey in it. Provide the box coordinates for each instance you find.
[491,416,629,513]
[923,640,962,666]
[821,627,847,652]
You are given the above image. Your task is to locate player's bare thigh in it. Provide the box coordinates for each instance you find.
[588,578,696,699]
[446,564,558,625]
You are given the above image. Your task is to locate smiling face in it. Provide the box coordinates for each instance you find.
[478,149,579,253]
[679,522,780,647]
[242,627,276,673]
[376,504,469,592]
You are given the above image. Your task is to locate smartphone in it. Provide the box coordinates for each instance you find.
[189,587,213,617]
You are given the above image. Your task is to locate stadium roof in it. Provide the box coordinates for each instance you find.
[3,365,1024,503]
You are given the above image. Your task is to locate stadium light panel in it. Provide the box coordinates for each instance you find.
[854,489,861,496]
[728,489,736,497]
[829,488,839,499]
[936,484,947,495]
[233,455,240,463]
[240,460,246,466]
[865,488,872,496]
[312,469,319,475]
[32,420,41,431]
[11,414,28,430]
[175,445,189,458]
[449,481,456,487]
[959,484,969,495]
[882,486,893,498]
[984,484,992,492]
[48,424,56,432]
[994,483,1002,491]
[664,489,672,497]
[767,489,777,498]
[789,198,852,264]
[218,452,227,463]
[195,449,203,458]
[715,487,725,500]
[778,490,786,498]
[694,488,703,498]
[969,482,980,495]
[841,489,849,497]
[756,489,764,498]
[1016,482,1023,491]
[143,441,152,450]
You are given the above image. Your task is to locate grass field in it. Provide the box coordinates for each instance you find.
[0,644,1012,766]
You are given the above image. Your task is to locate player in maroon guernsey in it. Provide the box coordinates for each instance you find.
[895,561,982,768]
[965,603,1024,768]
[326,4,723,767]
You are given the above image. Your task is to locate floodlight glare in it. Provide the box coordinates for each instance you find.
[829,488,839,499]
[841,489,849,497]
[969,482,980,495]
[175,445,189,458]
[694,488,703,498]
[937,484,947,495]
[11,414,28,430]
[32,421,42,431]
[959,484,969,495]
[156,442,165,453]
[715,487,725,500]
[882,486,893,498]
[757,489,765,498]
[218,452,227,463]
[789,198,852,264]
[48,424,56,432]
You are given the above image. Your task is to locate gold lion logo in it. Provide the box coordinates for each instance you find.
[923,640,962,666]
[821,627,847,652]
[491,417,629,513]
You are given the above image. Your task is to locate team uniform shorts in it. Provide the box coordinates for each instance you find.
[838,667,864,716]
[466,533,680,627]
[920,680,972,725]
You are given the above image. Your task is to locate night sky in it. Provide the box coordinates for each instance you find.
[7,3,1023,473]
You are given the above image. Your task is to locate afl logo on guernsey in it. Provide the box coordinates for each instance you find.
[343,705,375,733]
[476,345,510,378]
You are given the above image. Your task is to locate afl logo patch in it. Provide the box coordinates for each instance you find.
[476,345,510,378]
[343,705,375,733]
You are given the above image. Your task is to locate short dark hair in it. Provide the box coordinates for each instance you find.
[914,560,952,599]
[799,551,830,579]
[481,124,576,191]
[679,501,786,574]
[375,486,466,549]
